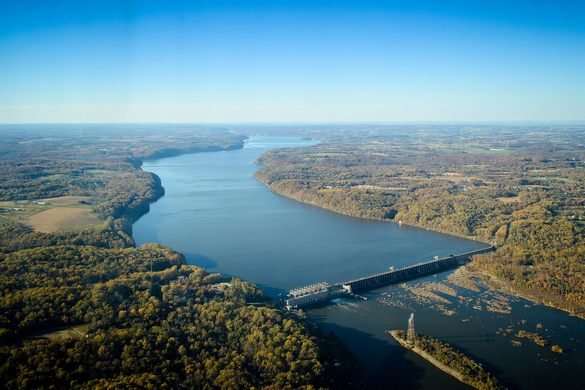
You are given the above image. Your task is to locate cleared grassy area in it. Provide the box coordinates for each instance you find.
[41,324,90,340]
[496,196,521,204]
[534,176,578,184]
[23,207,102,233]
[0,203,47,222]
[0,196,102,232]
[34,195,95,206]
[434,144,513,154]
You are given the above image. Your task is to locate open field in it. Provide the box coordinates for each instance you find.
[33,195,95,206]
[0,201,48,222]
[496,196,521,204]
[41,324,90,340]
[23,207,102,233]
[0,196,102,232]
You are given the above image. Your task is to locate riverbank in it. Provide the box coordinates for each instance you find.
[253,176,487,243]
[389,330,505,390]
[254,176,585,320]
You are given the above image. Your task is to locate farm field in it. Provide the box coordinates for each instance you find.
[0,196,102,232]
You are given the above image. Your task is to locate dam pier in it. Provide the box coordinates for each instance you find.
[285,246,495,309]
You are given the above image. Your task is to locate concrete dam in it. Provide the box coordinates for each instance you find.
[285,246,495,309]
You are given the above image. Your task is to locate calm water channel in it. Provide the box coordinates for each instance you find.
[134,136,584,389]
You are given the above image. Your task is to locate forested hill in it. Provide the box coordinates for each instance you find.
[254,125,585,318]
[0,238,359,388]
[0,127,361,389]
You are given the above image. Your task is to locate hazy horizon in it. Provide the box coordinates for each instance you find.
[2,120,585,126]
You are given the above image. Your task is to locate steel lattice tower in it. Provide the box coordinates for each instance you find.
[407,313,416,345]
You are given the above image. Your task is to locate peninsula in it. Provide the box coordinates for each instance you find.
[389,315,505,390]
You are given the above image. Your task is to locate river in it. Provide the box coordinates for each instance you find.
[134,136,584,389]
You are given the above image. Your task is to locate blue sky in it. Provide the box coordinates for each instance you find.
[1,0,584,123]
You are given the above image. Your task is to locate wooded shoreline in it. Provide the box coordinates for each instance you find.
[253,131,585,319]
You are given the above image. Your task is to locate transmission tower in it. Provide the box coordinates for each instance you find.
[407,313,416,345]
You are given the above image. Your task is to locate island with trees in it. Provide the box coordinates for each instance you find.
[389,328,504,390]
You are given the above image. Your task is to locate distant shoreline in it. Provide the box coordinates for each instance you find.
[129,140,246,230]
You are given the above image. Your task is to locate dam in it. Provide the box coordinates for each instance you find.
[285,246,495,309]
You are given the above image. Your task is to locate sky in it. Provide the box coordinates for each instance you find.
[0,0,584,123]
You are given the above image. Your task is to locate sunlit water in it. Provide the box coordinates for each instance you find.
[134,136,584,389]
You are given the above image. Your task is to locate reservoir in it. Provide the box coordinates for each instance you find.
[134,136,584,389]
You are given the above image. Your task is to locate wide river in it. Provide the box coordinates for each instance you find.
[134,136,584,389]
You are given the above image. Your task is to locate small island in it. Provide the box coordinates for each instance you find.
[389,314,505,390]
